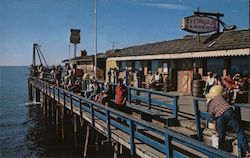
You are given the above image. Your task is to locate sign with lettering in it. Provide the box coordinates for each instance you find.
[181,15,218,34]
[70,29,80,44]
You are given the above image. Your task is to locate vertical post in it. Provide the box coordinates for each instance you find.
[61,105,65,142]
[128,87,131,104]
[173,96,178,119]
[79,98,83,119]
[194,99,202,141]
[93,0,97,79]
[70,94,73,115]
[73,114,78,148]
[58,88,60,103]
[165,133,171,158]
[108,68,111,83]
[124,70,128,86]
[91,103,95,127]
[74,44,77,58]
[35,88,40,102]
[129,119,135,155]
[83,125,90,157]
[148,91,152,110]
[33,43,37,66]
[63,91,66,107]
[28,81,33,101]
[106,110,111,141]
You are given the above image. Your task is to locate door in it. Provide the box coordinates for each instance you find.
[177,71,193,94]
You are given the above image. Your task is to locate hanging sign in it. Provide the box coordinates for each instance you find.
[181,15,218,34]
[70,29,80,44]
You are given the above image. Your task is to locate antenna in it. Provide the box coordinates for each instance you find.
[107,40,122,50]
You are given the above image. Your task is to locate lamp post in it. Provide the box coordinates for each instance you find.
[93,0,97,79]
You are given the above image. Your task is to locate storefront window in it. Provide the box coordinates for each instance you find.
[151,60,159,74]
[207,58,224,76]
[231,57,250,77]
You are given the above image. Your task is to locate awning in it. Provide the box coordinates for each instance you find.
[107,48,250,61]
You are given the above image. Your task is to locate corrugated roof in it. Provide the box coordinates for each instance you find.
[108,29,250,57]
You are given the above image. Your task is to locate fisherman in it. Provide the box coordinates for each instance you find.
[206,85,250,157]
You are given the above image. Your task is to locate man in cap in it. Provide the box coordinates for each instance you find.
[206,85,250,156]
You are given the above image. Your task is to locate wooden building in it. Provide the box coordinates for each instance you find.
[106,29,250,94]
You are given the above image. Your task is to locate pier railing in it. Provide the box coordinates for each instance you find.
[29,77,237,158]
[193,97,250,156]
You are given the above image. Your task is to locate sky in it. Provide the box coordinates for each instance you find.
[0,0,249,66]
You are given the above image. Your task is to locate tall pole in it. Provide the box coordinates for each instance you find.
[94,0,97,79]
[68,44,71,59]
[74,44,77,58]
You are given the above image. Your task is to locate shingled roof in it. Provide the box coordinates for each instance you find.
[108,29,250,58]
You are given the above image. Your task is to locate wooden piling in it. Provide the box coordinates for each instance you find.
[73,114,78,148]
[83,125,90,157]
[28,81,33,101]
[35,88,40,102]
[61,105,65,142]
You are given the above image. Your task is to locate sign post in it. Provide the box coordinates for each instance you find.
[70,29,80,58]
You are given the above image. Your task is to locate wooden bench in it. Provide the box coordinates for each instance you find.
[127,87,179,127]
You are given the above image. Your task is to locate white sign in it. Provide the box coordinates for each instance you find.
[181,15,218,34]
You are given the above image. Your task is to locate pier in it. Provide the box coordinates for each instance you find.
[27,76,250,158]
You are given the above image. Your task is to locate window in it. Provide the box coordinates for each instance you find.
[206,58,224,76]
[231,57,250,77]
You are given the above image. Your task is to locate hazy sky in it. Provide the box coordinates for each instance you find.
[0,0,249,66]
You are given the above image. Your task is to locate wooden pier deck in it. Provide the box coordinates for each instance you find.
[28,77,245,158]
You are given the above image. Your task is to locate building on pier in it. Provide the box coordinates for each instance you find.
[106,29,250,94]
[69,29,249,95]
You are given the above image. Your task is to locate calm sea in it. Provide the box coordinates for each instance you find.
[0,66,129,158]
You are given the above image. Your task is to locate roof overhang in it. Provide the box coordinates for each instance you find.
[107,48,250,61]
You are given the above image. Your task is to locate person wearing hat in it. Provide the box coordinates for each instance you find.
[206,85,250,156]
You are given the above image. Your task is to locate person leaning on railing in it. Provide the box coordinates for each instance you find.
[206,85,250,157]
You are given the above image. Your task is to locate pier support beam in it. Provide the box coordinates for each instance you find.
[73,114,78,148]
[61,105,65,142]
[35,88,40,102]
[28,82,33,101]
[83,125,90,157]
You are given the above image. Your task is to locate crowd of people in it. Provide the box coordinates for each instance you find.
[204,72,247,103]
[146,71,164,90]
[31,64,250,156]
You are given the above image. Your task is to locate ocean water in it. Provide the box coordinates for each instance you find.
[0,66,129,158]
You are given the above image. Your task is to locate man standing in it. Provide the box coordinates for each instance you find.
[115,78,128,112]
[206,85,250,157]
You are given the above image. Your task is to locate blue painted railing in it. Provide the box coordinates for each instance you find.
[30,78,238,158]
[193,97,250,157]
[127,86,179,119]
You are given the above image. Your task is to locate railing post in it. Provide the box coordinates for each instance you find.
[70,94,73,114]
[148,91,152,110]
[194,99,203,141]
[63,91,66,107]
[106,110,111,141]
[128,87,131,104]
[79,98,82,119]
[53,87,55,101]
[165,132,171,158]
[91,103,95,127]
[58,88,60,103]
[129,119,135,155]
[173,96,178,119]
